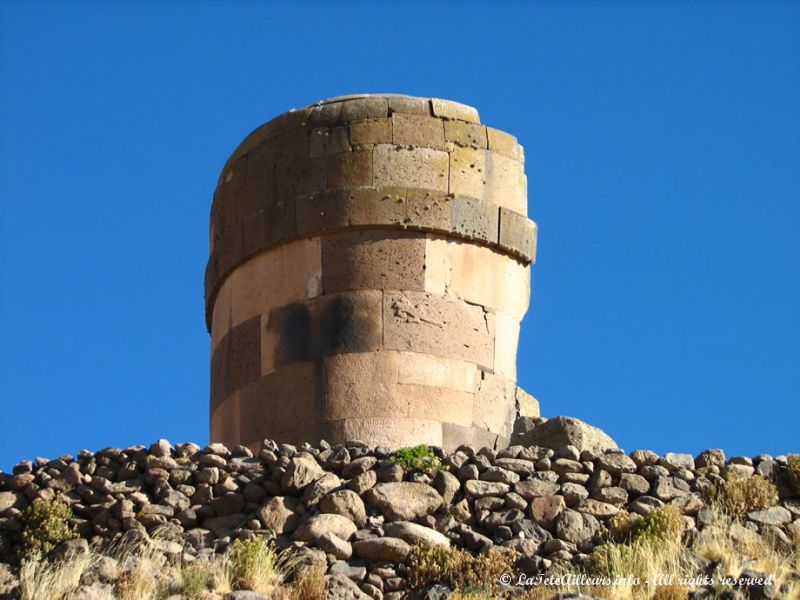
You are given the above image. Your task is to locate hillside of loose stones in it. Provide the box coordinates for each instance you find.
[0,423,798,600]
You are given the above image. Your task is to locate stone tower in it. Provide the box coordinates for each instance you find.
[206,94,538,452]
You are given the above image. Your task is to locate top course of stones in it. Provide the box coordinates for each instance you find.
[205,94,537,330]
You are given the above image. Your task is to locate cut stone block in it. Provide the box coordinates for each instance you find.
[327,417,443,450]
[325,351,402,421]
[396,352,477,394]
[310,126,351,156]
[383,290,495,368]
[373,145,449,192]
[211,238,322,350]
[211,391,240,448]
[388,96,431,116]
[261,290,383,374]
[322,230,427,294]
[237,362,328,448]
[327,151,373,189]
[392,114,446,150]
[349,118,392,146]
[340,97,389,122]
[444,121,487,148]
[499,208,537,262]
[451,196,499,244]
[494,312,520,380]
[211,316,262,404]
[474,372,517,438]
[485,151,527,215]
[431,98,480,123]
[486,126,524,161]
[449,146,486,199]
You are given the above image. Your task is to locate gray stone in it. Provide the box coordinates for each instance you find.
[555,509,599,544]
[464,480,509,498]
[352,537,412,562]
[364,482,443,522]
[560,483,589,507]
[326,573,372,599]
[384,521,450,547]
[652,476,690,501]
[629,496,665,515]
[226,592,270,600]
[479,467,519,485]
[256,496,303,534]
[320,489,367,528]
[282,455,326,493]
[514,479,559,500]
[294,513,358,542]
[747,506,792,526]
[512,416,618,452]
[431,470,460,504]
[596,453,637,476]
[49,537,89,562]
[661,453,695,472]
[619,473,650,495]
[317,531,353,560]
[695,448,726,468]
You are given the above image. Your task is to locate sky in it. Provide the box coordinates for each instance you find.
[0,1,798,470]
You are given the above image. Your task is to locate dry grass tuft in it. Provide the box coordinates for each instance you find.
[707,473,778,519]
[407,542,515,594]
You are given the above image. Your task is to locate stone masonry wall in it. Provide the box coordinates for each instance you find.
[206,94,539,451]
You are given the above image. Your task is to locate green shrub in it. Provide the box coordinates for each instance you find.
[634,504,684,545]
[19,497,78,561]
[709,473,778,519]
[179,564,212,598]
[407,543,514,593]
[787,455,800,496]
[230,537,284,594]
[391,445,445,471]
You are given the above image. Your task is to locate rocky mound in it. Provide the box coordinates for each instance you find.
[0,422,798,599]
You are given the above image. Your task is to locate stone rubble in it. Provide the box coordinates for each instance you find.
[0,436,798,599]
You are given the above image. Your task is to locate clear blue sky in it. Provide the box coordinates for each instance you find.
[1,2,798,470]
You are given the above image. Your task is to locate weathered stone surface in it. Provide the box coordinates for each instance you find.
[384,521,450,547]
[383,290,495,368]
[352,537,412,562]
[373,145,449,191]
[465,480,510,498]
[256,496,300,535]
[317,531,353,560]
[513,417,618,452]
[555,509,600,544]
[325,573,371,600]
[364,482,443,522]
[530,495,567,531]
[294,513,358,543]
[281,455,326,493]
[747,506,792,526]
[320,490,367,528]
[514,479,560,501]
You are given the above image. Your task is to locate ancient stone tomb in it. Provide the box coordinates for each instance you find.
[206,94,538,451]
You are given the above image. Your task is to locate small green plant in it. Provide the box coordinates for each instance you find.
[708,473,778,519]
[19,497,78,561]
[180,564,212,598]
[407,542,514,593]
[391,445,445,471]
[786,454,800,496]
[634,504,684,545]
[230,537,285,594]
[605,506,682,546]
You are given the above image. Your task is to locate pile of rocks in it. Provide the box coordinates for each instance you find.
[0,427,798,599]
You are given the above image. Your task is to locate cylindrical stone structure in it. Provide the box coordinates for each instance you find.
[206,94,538,452]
